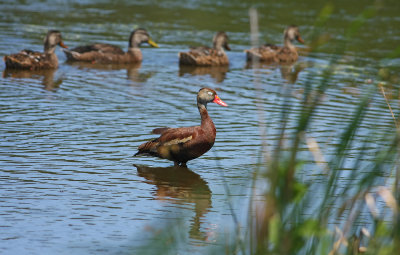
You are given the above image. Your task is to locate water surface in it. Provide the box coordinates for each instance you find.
[1,0,399,254]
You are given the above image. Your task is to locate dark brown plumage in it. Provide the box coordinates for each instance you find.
[245,25,304,63]
[179,31,230,66]
[4,30,67,70]
[135,88,228,167]
[63,28,158,64]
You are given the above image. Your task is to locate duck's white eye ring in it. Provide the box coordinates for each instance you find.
[207,91,213,96]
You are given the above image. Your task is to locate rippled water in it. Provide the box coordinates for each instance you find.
[1,0,400,254]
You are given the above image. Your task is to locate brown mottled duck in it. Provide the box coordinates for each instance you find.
[179,31,230,66]
[245,25,304,63]
[4,30,67,70]
[63,28,158,64]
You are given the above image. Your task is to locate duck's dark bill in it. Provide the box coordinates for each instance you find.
[213,95,228,106]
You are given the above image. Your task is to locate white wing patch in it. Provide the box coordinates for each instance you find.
[163,136,192,146]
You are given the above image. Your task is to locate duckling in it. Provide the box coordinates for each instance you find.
[245,25,304,63]
[179,31,230,66]
[63,28,158,64]
[4,30,67,70]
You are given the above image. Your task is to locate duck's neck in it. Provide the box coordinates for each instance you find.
[283,36,295,50]
[213,42,225,54]
[127,47,143,61]
[129,33,141,49]
[43,44,58,65]
[129,42,140,49]
[44,44,56,55]
[198,103,215,129]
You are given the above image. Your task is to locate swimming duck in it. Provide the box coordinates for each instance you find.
[135,88,228,167]
[245,25,304,63]
[179,31,230,66]
[63,28,158,64]
[4,30,67,70]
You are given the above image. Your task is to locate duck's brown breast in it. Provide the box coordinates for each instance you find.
[276,47,298,63]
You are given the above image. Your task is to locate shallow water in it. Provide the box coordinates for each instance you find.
[1,0,400,254]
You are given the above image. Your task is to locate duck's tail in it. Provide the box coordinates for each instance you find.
[178,52,196,65]
[62,49,80,61]
[4,55,28,69]
[134,139,159,157]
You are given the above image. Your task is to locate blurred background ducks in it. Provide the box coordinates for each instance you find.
[63,28,158,64]
[179,31,230,66]
[245,25,304,63]
[4,30,67,70]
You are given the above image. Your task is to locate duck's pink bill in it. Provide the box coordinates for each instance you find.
[213,95,228,106]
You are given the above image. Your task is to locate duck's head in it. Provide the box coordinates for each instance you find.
[213,31,231,52]
[44,30,67,53]
[129,28,159,48]
[197,88,228,108]
[284,25,304,44]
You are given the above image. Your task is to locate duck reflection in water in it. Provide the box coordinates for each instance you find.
[66,62,154,83]
[245,61,308,84]
[135,164,212,242]
[279,63,307,84]
[178,65,229,83]
[3,68,63,91]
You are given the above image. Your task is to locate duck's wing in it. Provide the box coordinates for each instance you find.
[152,127,171,134]
[179,46,227,66]
[245,44,280,62]
[71,43,125,54]
[4,50,47,69]
[263,43,280,50]
[188,46,213,55]
[135,126,197,156]
[63,43,125,62]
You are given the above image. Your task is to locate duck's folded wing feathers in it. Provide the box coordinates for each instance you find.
[152,127,171,134]
[71,43,125,54]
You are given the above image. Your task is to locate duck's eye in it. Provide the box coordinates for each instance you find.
[207,91,213,96]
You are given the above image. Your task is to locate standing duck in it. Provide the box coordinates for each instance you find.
[63,28,158,64]
[179,31,230,66]
[245,25,304,63]
[4,30,67,70]
[135,88,228,167]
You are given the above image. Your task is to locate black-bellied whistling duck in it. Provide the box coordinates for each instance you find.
[135,88,228,167]
[4,30,67,70]
[179,32,230,66]
[245,25,304,63]
[63,28,158,64]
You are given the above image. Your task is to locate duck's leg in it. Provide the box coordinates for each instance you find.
[174,161,187,168]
